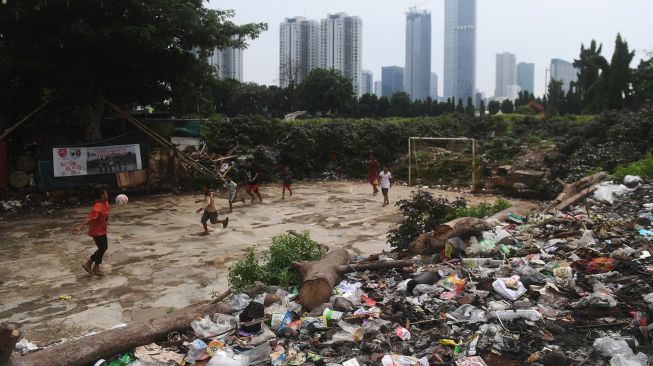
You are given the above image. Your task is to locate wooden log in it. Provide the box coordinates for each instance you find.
[15,290,232,366]
[409,217,491,255]
[544,172,607,212]
[338,260,413,273]
[292,248,350,310]
[0,323,20,365]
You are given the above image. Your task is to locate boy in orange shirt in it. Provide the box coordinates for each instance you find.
[72,188,110,276]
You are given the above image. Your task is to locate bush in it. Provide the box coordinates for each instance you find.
[612,153,653,179]
[227,231,325,292]
[387,191,511,250]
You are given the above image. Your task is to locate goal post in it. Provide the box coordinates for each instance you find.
[407,137,478,192]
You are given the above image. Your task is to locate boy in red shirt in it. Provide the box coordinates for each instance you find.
[72,188,110,276]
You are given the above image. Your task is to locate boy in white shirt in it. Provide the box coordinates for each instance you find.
[379,166,392,206]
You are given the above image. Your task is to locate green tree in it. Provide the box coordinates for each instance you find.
[377,96,391,117]
[487,100,501,115]
[607,33,635,109]
[465,96,475,115]
[574,40,605,112]
[227,82,273,116]
[298,68,355,116]
[632,53,653,109]
[357,93,379,118]
[479,100,486,115]
[546,79,565,115]
[456,98,464,113]
[500,99,514,114]
[390,92,411,117]
[0,2,266,140]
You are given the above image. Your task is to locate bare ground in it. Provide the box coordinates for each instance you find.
[0,181,531,344]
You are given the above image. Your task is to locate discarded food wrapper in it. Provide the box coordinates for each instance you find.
[395,326,411,340]
[586,257,617,273]
[492,276,527,301]
[323,308,343,321]
[58,295,72,301]
[639,228,653,237]
[440,274,467,292]
[456,356,488,366]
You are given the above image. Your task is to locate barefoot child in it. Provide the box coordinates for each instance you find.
[379,166,392,206]
[245,160,263,203]
[71,187,110,276]
[368,153,380,195]
[224,175,244,213]
[281,165,293,199]
[195,185,228,235]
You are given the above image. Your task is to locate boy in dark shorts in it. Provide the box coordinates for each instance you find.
[281,165,293,199]
[195,185,228,235]
[71,187,110,276]
[245,160,263,203]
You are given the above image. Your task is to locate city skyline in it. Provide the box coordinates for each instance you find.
[207,0,652,98]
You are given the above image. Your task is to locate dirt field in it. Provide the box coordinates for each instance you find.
[0,181,527,344]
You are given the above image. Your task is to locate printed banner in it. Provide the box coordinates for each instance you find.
[53,144,142,177]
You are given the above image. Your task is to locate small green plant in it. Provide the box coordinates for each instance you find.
[166,307,176,314]
[227,231,325,292]
[612,153,653,180]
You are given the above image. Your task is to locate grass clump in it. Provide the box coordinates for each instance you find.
[387,191,511,250]
[612,153,653,180]
[227,231,325,292]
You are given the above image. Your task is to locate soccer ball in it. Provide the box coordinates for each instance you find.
[115,194,128,206]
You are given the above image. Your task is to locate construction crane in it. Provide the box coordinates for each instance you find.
[407,1,429,13]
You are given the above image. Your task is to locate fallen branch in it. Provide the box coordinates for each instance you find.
[544,172,607,212]
[15,290,231,366]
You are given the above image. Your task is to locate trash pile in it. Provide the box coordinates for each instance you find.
[18,177,653,366]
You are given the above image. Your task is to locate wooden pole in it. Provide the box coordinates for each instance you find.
[408,138,411,186]
[471,139,476,193]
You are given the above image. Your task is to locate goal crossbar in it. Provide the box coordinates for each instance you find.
[407,136,478,192]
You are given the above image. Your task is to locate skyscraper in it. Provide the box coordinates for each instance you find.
[405,9,431,101]
[430,73,438,99]
[319,13,363,96]
[443,0,477,102]
[381,66,404,97]
[494,52,516,98]
[362,70,373,95]
[279,17,319,87]
[550,59,578,93]
[374,80,383,96]
[516,62,535,94]
[209,38,243,81]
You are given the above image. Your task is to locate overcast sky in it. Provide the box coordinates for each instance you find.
[207,0,652,97]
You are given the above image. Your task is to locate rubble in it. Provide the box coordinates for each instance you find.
[10,177,653,366]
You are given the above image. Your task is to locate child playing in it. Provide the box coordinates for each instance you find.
[195,185,228,235]
[224,175,244,213]
[379,166,392,206]
[281,165,293,199]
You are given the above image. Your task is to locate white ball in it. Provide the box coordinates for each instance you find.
[115,194,128,206]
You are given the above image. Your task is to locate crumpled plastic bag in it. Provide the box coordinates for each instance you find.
[381,354,429,366]
[449,304,486,323]
[593,337,647,366]
[191,315,234,338]
[593,182,631,205]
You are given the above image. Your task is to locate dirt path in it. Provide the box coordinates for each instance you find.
[0,181,529,343]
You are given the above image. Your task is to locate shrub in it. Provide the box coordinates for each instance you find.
[612,153,653,179]
[227,231,325,292]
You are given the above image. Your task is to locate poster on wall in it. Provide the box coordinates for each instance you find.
[53,144,142,177]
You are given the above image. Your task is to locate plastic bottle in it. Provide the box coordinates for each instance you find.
[462,257,503,268]
[337,320,364,342]
[323,308,343,321]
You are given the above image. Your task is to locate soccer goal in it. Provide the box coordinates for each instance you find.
[407,137,478,191]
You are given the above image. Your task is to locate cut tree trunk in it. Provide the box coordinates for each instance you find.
[0,323,20,365]
[293,249,414,310]
[14,290,231,366]
[409,217,491,255]
[292,248,350,310]
[544,171,607,212]
[80,83,105,141]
